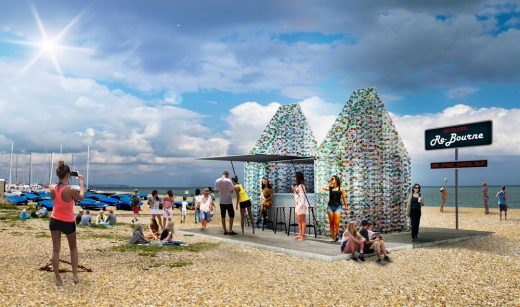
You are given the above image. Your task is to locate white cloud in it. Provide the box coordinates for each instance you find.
[223,101,281,154]
[0,60,230,165]
[446,86,479,99]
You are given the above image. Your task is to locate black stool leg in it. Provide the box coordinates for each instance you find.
[282,207,287,234]
[287,207,292,236]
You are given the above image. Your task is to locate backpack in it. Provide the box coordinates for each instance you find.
[131,194,140,207]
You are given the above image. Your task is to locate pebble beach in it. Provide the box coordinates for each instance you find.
[0,202,519,306]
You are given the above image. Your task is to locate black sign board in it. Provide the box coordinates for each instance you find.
[430,160,488,169]
[425,120,492,150]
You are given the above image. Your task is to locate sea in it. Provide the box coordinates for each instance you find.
[94,185,519,208]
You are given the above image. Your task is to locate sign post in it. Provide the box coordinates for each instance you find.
[455,149,458,230]
[425,120,492,230]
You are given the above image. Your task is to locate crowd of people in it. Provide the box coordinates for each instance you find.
[35,159,514,287]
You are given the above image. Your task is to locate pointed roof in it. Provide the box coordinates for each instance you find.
[251,103,317,156]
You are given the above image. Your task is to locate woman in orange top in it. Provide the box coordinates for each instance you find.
[50,161,85,286]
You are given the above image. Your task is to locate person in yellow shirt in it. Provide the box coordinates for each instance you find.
[232,176,255,235]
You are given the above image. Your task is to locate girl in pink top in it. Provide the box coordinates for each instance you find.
[292,171,309,241]
[49,161,85,286]
[162,190,174,228]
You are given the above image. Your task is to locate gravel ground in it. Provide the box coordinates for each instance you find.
[0,203,519,306]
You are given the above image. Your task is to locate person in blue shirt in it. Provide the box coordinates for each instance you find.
[496,186,508,221]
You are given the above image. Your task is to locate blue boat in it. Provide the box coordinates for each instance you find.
[7,195,28,205]
[79,199,107,211]
[37,199,54,211]
[23,193,39,201]
[98,196,118,206]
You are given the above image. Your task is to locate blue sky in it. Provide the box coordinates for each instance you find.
[0,0,519,188]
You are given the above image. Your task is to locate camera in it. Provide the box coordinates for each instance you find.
[70,171,79,177]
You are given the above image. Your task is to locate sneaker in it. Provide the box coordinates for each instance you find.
[334,234,339,242]
[358,253,365,262]
[351,256,358,262]
[224,231,229,235]
[376,257,382,263]
[229,231,238,235]
[384,256,391,262]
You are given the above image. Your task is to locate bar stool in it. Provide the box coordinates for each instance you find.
[260,207,273,231]
[287,206,298,236]
[272,206,287,234]
[287,206,319,237]
[306,207,319,238]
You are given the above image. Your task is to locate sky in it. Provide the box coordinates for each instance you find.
[0,0,519,188]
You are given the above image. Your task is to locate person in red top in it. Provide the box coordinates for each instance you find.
[49,161,85,286]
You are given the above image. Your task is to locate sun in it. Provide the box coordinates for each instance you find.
[41,39,56,52]
[10,3,91,77]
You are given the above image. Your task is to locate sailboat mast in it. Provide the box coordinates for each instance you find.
[49,152,54,186]
[15,153,18,185]
[86,146,90,190]
[29,152,32,186]
[8,141,13,188]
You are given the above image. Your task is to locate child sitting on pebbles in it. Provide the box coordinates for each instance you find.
[128,224,149,245]
[145,218,160,240]
[160,221,175,243]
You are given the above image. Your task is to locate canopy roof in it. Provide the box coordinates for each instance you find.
[198,154,314,164]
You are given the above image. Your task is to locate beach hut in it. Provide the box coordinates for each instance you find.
[314,87,411,234]
[243,104,317,222]
[244,87,411,235]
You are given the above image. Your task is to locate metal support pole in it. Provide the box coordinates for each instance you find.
[230,161,236,178]
[455,148,459,230]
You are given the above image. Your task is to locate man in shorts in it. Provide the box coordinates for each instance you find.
[496,186,508,221]
[215,171,236,235]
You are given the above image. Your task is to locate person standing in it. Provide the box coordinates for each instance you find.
[496,186,508,221]
[407,183,424,242]
[207,187,216,222]
[482,181,489,214]
[131,189,141,223]
[215,171,236,235]
[193,188,201,224]
[440,187,447,213]
[162,190,174,228]
[199,188,213,231]
[231,176,255,235]
[49,161,85,286]
[292,171,309,241]
[149,190,163,229]
[180,196,188,223]
[321,175,349,242]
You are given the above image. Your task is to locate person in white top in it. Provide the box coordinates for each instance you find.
[181,196,188,223]
[198,188,214,230]
[149,190,163,229]
[215,171,236,235]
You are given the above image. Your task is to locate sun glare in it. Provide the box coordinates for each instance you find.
[41,39,56,52]
[12,3,90,77]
